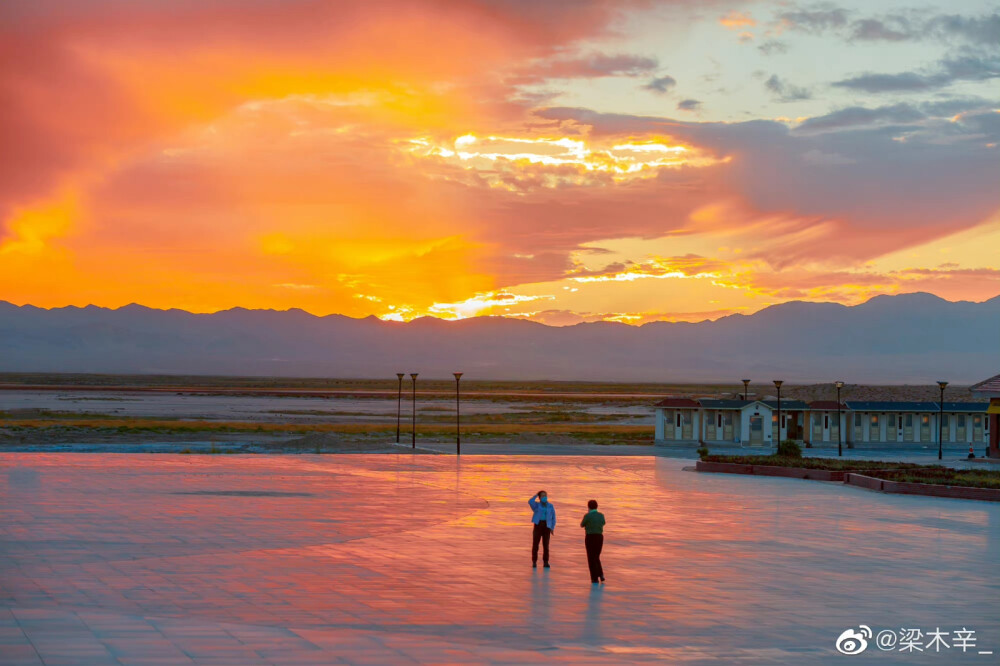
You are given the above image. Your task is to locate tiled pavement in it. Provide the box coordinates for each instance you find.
[1,453,998,665]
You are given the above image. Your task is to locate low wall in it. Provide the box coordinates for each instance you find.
[845,474,1000,502]
[696,460,753,474]
[695,460,843,481]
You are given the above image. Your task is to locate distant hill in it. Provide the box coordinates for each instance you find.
[0,293,998,383]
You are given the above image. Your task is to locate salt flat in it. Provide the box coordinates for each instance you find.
[1,453,998,665]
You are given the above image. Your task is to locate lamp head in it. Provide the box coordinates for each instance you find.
[742,379,751,385]
[396,373,405,380]
[453,372,463,380]
[773,380,783,389]
[410,373,419,380]
[937,380,948,390]
[835,381,845,389]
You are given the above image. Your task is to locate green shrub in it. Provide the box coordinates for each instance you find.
[696,445,709,460]
[776,439,802,458]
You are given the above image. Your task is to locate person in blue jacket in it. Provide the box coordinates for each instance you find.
[529,490,556,568]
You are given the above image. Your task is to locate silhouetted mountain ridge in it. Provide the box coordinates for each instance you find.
[0,292,997,382]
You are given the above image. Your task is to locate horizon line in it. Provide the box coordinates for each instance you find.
[2,290,999,328]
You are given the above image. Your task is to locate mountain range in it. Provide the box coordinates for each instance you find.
[1,293,998,383]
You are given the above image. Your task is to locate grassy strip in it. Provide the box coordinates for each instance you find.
[262,409,639,423]
[702,454,930,471]
[0,417,650,438]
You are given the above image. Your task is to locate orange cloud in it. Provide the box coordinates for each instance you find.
[719,10,756,30]
[1,1,997,325]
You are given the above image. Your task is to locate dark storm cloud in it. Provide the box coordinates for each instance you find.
[849,18,912,42]
[777,6,849,33]
[757,39,788,55]
[795,104,926,132]
[524,53,660,82]
[776,5,999,49]
[643,75,677,94]
[764,74,812,101]
[832,55,1000,93]
[919,97,994,117]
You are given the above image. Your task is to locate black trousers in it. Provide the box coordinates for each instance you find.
[585,534,604,582]
[532,521,551,564]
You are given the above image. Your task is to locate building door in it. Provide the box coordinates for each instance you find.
[886,415,897,442]
[723,412,734,441]
[869,414,880,441]
[681,411,693,440]
[973,415,983,442]
[749,414,764,446]
[920,415,931,443]
[957,415,967,441]
[854,413,863,442]
[812,414,823,442]
[903,414,914,441]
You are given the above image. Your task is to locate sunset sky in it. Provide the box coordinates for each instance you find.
[2,0,998,324]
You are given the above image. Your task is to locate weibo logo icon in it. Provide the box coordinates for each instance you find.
[835,625,872,655]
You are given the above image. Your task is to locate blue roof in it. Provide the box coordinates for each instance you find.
[760,399,809,410]
[697,399,750,409]
[941,402,989,412]
[846,401,936,411]
[845,401,987,412]
[695,398,809,410]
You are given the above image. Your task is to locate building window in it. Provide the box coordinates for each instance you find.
[824,415,829,429]
[717,413,722,428]
[676,412,681,428]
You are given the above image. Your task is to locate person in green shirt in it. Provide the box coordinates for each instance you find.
[580,499,606,584]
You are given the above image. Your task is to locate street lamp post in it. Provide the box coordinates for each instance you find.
[742,379,751,401]
[454,373,463,456]
[395,373,405,443]
[835,381,845,457]
[773,380,783,450]
[410,373,419,449]
[937,380,948,460]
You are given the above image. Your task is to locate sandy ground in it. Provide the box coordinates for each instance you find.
[0,389,653,424]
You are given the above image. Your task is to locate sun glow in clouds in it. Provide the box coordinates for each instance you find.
[426,291,555,320]
[407,133,721,185]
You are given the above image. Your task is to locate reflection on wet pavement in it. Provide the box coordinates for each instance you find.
[1,453,997,664]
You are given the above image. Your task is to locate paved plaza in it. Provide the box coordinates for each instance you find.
[1,453,998,665]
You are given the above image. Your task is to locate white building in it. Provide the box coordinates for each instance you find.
[654,398,989,449]
[655,398,808,447]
